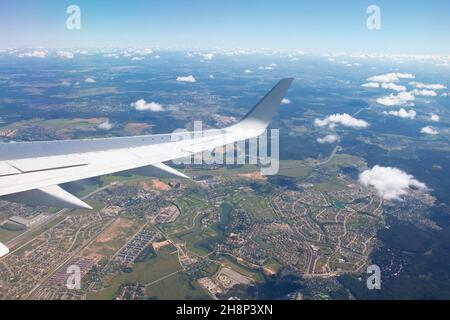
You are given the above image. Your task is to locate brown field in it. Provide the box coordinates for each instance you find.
[151,179,171,191]
[152,240,172,251]
[125,122,152,134]
[140,181,151,191]
[235,171,267,181]
[83,217,139,257]
[96,217,134,243]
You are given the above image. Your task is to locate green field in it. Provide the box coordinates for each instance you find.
[174,202,232,256]
[87,247,208,300]
[146,272,209,300]
[230,192,276,221]
[159,195,209,234]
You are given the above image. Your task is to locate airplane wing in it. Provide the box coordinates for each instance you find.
[0,78,293,209]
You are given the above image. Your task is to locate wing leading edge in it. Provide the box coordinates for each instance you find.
[0,78,294,209]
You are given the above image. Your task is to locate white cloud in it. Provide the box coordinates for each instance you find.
[362,82,380,88]
[176,75,196,83]
[314,113,369,129]
[381,82,406,92]
[98,120,113,130]
[17,50,47,58]
[383,108,416,119]
[244,69,253,73]
[317,134,340,144]
[411,89,437,97]
[430,113,440,122]
[421,126,439,135]
[200,53,214,60]
[103,53,119,59]
[409,82,447,90]
[135,48,153,55]
[57,50,74,59]
[442,93,449,97]
[85,77,96,83]
[209,74,214,79]
[259,66,274,70]
[396,73,415,79]
[281,98,291,105]
[367,72,414,83]
[131,99,164,112]
[131,57,145,61]
[359,165,428,200]
[376,92,415,106]
[61,80,71,86]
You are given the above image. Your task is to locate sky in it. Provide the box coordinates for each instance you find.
[1,0,449,54]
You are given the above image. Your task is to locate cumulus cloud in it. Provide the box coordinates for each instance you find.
[430,113,440,122]
[199,53,214,60]
[409,82,447,90]
[57,50,74,59]
[131,99,164,112]
[103,53,119,59]
[411,89,437,97]
[281,98,291,105]
[381,82,406,92]
[383,108,416,119]
[314,113,369,129]
[362,82,380,88]
[421,126,439,135]
[376,92,415,106]
[259,66,274,70]
[85,77,96,83]
[17,50,47,58]
[244,69,253,73]
[176,75,196,83]
[367,72,415,83]
[317,134,340,144]
[98,120,113,130]
[131,57,145,61]
[359,165,428,200]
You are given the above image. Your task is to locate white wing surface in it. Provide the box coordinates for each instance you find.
[0,78,293,208]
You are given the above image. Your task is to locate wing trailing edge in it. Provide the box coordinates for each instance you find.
[125,162,190,180]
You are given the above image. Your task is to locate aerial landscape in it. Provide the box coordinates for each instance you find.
[0,1,450,302]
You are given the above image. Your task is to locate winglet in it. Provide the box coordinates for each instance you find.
[227,78,294,137]
[0,242,9,258]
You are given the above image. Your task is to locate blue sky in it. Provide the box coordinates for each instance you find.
[1,0,449,54]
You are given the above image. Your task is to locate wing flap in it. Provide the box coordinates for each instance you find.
[127,162,190,180]
[0,162,21,176]
[8,155,87,173]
